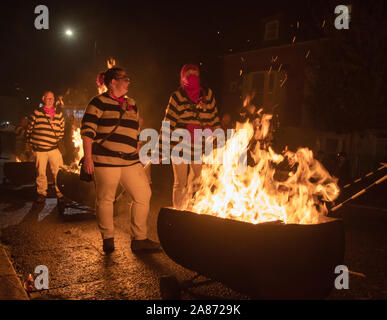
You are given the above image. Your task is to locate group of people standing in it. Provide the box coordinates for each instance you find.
[26,63,221,255]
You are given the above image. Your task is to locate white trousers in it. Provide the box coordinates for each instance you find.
[35,149,63,197]
[172,163,202,209]
[94,163,151,240]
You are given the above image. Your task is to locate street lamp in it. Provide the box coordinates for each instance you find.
[65,29,73,37]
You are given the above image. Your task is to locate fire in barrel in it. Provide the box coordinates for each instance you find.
[158,109,344,299]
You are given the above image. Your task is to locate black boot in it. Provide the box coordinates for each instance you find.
[57,196,66,215]
[35,194,46,204]
[103,238,115,254]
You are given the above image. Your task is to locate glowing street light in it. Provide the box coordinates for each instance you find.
[65,29,73,37]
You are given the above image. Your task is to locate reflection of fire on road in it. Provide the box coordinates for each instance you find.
[182,111,340,225]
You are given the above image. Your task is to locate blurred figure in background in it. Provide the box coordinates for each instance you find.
[63,114,77,165]
[333,151,351,187]
[14,116,30,161]
[55,95,65,109]
[220,113,232,132]
[316,150,331,171]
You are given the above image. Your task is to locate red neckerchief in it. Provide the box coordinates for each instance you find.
[108,93,134,111]
[43,105,55,119]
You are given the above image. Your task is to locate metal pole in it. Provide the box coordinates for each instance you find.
[331,173,387,212]
[343,162,386,189]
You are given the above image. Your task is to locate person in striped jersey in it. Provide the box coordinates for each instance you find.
[81,67,160,254]
[26,91,65,205]
[160,64,221,209]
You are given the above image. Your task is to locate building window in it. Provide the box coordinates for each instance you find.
[251,73,265,107]
[264,20,279,41]
[242,71,282,108]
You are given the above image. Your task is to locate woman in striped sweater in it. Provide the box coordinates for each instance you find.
[81,67,160,254]
[160,64,221,209]
[26,91,65,204]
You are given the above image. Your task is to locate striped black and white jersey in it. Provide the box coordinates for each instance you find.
[160,87,221,161]
[81,93,140,167]
[26,107,65,152]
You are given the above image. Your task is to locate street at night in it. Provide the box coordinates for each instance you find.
[0,0,387,312]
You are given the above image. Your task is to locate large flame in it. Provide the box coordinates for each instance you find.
[182,114,340,225]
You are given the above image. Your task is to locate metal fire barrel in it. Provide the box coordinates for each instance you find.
[57,168,124,208]
[157,207,345,299]
[57,169,96,207]
[3,162,35,185]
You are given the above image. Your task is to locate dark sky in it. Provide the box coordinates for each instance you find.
[0,0,310,126]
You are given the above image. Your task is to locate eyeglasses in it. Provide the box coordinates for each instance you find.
[116,76,130,82]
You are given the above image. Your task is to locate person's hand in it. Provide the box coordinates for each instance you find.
[83,156,94,175]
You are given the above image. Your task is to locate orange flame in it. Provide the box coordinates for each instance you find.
[97,57,116,94]
[67,128,84,173]
[181,115,340,225]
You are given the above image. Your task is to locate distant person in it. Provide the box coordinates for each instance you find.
[316,150,330,171]
[160,63,221,209]
[26,91,65,206]
[63,114,77,165]
[220,113,232,132]
[81,67,160,254]
[333,152,351,187]
[55,95,65,109]
[14,116,29,161]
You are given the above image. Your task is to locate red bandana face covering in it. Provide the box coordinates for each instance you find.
[183,75,201,103]
[180,64,201,103]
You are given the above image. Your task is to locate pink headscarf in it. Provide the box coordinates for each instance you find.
[180,64,201,103]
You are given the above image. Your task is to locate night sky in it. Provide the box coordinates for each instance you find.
[1,0,312,126]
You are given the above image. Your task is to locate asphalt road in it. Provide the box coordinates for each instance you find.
[0,164,386,300]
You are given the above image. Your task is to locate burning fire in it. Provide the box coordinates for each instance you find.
[71,128,84,173]
[182,112,340,225]
[98,57,117,94]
